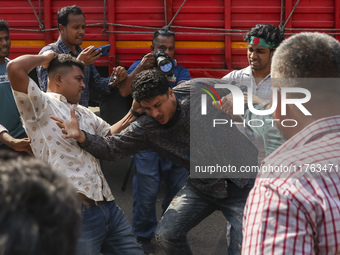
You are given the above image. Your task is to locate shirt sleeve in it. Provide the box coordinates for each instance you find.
[79,118,148,161]
[222,71,234,79]
[0,124,8,134]
[176,66,191,83]
[127,60,141,75]
[88,64,112,95]
[36,46,51,92]
[242,179,316,255]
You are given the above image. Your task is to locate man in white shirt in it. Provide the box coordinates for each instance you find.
[222,24,285,162]
[223,24,284,103]
[7,51,143,255]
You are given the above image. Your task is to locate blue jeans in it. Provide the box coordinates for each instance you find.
[133,150,189,240]
[76,200,143,255]
[155,179,254,255]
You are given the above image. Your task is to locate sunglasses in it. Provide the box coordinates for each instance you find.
[157,29,175,35]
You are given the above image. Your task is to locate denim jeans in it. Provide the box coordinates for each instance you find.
[155,179,254,255]
[133,150,189,240]
[76,200,143,255]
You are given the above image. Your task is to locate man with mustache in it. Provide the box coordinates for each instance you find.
[7,51,143,255]
[37,5,126,107]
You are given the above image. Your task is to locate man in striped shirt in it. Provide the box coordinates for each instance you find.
[242,32,340,254]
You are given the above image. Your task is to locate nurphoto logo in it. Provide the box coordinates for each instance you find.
[201,84,311,116]
[200,84,312,128]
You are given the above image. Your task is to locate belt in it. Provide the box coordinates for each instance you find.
[79,194,106,208]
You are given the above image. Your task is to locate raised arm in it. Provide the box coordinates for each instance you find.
[7,51,57,93]
[118,53,155,97]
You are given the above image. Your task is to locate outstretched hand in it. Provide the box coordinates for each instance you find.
[50,107,86,143]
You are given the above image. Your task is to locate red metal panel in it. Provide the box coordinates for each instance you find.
[336,0,340,41]
[44,0,52,44]
[108,0,116,68]
[4,0,340,78]
[225,0,232,69]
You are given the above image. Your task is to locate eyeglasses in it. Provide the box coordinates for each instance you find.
[156,29,175,35]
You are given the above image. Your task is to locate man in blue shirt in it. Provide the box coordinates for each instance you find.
[0,19,31,155]
[37,5,126,107]
[118,29,190,254]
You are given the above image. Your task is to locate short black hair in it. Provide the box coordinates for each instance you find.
[132,68,170,102]
[0,19,9,34]
[272,32,340,78]
[57,5,84,30]
[244,24,285,49]
[152,29,175,44]
[0,150,81,255]
[48,53,85,75]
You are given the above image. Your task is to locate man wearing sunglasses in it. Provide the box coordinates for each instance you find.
[118,28,190,254]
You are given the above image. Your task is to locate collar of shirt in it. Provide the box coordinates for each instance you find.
[56,37,83,56]
[263,115,340,166]
[46,92,77,105]
[244,65,271,85]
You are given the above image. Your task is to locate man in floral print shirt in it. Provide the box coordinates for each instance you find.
[7,51,143,255]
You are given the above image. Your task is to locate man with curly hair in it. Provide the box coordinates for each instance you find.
[0,150,81,255]
[222,24,285,164]
[223,24,285,103]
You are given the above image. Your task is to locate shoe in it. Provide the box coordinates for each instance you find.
[137,237,155,255]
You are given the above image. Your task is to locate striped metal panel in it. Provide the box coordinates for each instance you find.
[1,0,340,78]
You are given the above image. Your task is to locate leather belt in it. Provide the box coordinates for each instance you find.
[79,194,106,208]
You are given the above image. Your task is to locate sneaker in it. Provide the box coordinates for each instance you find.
[137,237,155,255]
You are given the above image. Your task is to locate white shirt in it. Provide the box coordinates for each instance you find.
[223,66,272,161]
[13,78,114,201]
[222,66,272,101]
[0,124,7,134]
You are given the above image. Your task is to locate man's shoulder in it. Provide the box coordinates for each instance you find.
[128,115,157,133]
[223,66,252,79]
[39,40,69,55]
[173,77,227,94]
[127,59,142,74]
[174,65,189,72]
[39,43,59,55]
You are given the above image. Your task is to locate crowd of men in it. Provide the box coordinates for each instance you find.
[1,4,340,255]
